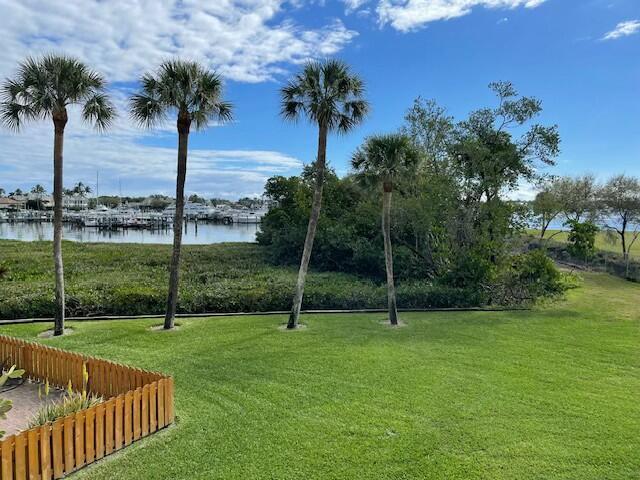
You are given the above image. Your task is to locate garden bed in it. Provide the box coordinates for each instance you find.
[0,335,174,479]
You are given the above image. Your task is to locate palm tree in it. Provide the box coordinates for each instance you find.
[72,182,91,196]
[31,184,47,210]
[351,134,420,326]
[281,59,369,329]
[1,54,114,336]
[0,188,5,197]
[130,60,232,330]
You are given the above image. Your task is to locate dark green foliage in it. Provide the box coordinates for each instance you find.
[492,249,567,304]
[0,241,497,320]
[259,82,564,306]
[566,220,600,260]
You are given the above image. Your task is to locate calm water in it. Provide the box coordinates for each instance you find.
[0,222,259,244]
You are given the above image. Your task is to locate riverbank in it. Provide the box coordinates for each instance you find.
[0,240,480,320]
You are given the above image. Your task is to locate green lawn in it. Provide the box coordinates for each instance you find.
[528,229,640,259]
[2,272,639,479]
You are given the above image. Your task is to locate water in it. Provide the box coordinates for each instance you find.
[0,222,259,244]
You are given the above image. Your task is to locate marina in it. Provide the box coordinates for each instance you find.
[0,203,265,244]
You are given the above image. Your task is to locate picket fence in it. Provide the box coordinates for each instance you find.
[0,335,174,479]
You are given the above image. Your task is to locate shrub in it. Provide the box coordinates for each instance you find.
[491,249,567,305]
[29,366,102,429]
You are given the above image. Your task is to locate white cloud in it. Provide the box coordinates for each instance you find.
[603,20,640,41]
[0,1,349,198]
[367,0,547,32]
[0,116,302,198]
[343,0,371,13]
[0,0,356,83]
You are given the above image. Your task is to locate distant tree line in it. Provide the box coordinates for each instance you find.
[532,174,640,260]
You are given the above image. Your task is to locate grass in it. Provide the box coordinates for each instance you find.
[2,271,638,479]
[528,229,640,259]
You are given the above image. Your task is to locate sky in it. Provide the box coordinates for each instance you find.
[0,0,638,200]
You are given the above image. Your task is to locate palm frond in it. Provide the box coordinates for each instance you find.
[129,93,166,129]
[1,54,113,131]
[82,93,116,132]
[130,59,232,132]
[280,58,369,132]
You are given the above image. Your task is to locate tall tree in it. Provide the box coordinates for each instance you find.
[1,54,114,335]
[130,60,232,330]
[451,81,560,263]
[600,174,640,260]
[281,59,369,329]
[352,134,420,325]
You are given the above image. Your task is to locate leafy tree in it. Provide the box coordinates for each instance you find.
[187,194,207,204]
[352,134,421,325]
[280,59,369,329]
[10,188,23,196]
[566,220,599,262]
[401,97,454,174]
[0,188,5,197]
[554,175,599,222]
[532,180,563,239]
[130,60,232,330]
[1,54,114,335]
[451,81,560,263]
[453,81,560,203]
[599,174,640,261]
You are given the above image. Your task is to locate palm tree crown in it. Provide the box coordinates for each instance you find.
[281,59,369,133]
[130,60,232,130]
[351,134,421,187]
[1,54,115,131]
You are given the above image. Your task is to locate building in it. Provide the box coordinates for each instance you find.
[0,197,22,210]
[62,194,89,210]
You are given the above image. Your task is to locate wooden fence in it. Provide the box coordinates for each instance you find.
[0,335,174,479]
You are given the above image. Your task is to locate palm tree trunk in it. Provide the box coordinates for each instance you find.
[382,181,398,325]
[287,123,328,329]
[52,111,68,336]
[165,118,190,330]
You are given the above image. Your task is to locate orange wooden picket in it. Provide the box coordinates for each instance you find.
[0,335,174,480]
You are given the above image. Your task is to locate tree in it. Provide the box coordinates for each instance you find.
[1,54,114,336]
[599,174,640,260]
[130,60,232,330]
[532,180,563,239]
[0,188,5,197]
[352,134,420,325]
[30,184,47,210]
[187,194,206,204]
[566,220,599,262]
[10,188,23,197]
[281,59,369,329]
[554,175,598,222]
[72,182,91,196]
[401,97,454,174]
[451,81,560,263]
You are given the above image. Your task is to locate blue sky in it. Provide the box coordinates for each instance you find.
[0,0,638,199]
